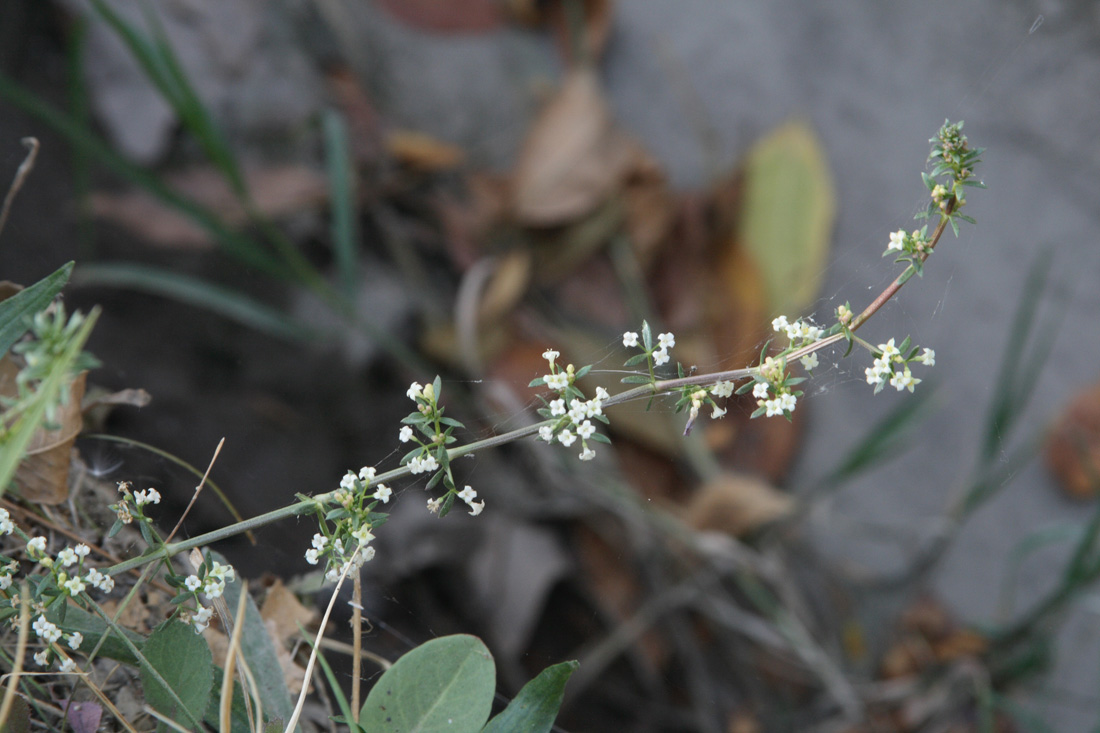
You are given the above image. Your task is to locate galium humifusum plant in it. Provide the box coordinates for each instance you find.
[0,120,981,732]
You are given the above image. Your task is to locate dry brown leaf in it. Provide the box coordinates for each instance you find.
[1046,379,1100,499]
[260,578,317,646]
[512,68,637,225]
[476,249,532,324]
[683,473,794,537]
[375,0,501,33]
[386,130,466,171]
[0,353,86,505]
[90,165,328,249]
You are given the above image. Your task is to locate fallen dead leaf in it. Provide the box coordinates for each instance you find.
[90,164,328,249]
[260,578,317,646]
[512,68,637,226]
[386,130,466,171]
[0,353,86,505]
[1046,379,1100,499]
[684,473,794,537]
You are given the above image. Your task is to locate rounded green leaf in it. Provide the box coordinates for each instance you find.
[360,634,495,733]
[140,620,213,730]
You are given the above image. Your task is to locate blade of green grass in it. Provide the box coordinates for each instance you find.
[74,262,326,342]
[0,73,290,280]
[0,261,73,359]
[323,109,360,299]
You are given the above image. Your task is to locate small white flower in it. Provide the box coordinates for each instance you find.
[584,399,603,418]
[192,606,214,634]
[865,367,886,386]
[753,382,770,400]
[890,369,921,393]
[888,230,906,251]
[352,525,374,544]
[467,500,485,516]
[558,430,577,447]
[711,380,735,399]
[764,398,784,418]
[359,466,377,483]
[210,562,235,582]
[800,352,819,371]
[457,486,477,504]
[711,405,727,419]
[879,338,901,359]
[135,488,161,506]
[771,315,789,333]
[85,568,113,593]
[33,650,48,667]
[340,472,357,490]
[373,484,393,503]
[595,386,610,401]
[539,425,555,443]
[0,575,11,591]
[399,426,414,443]
[578,446,596,461]
[0,516,13,536]
[549,398,566,417]
[59,657,76,674]
[576,420,596,440]
[358,545,377,563]
[74,544,90,559]
[27,537,47,556]
[779,393,797,412]
[421,455,439,473]
[622,331,639,348]
[305,549,321,565]
[311,533,328,551]
[32,615,52,639]
[919,348,935,366]
[658,332,675,350]
[427,497,444,514]
[653,348,670,366]
[67,632,83,651]
[545,372,569,391]
[63,576,87,596]
[542,349,560,365]
[57,548,78,567]
[568,399,587,423]
[407,382,423,401]
[203,578,225,599]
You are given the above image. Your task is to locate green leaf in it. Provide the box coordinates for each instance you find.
[482,660,578,733]
[740,121,835,317]
[140,620,213,730]
[323,109,359,298]
[214,551,297,729]
[360,635,495,733]
[50,603,145,666]
[0,262,73,359]
[73,263,321,342]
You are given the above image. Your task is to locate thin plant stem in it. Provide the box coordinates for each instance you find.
[0,137,38,240]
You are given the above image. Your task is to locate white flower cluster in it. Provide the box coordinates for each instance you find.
[538,346,608,463]
[752,356,799,418]
[864,338,934,394]
[182,560,235,602]
[20,538,115,595]
[0,508,14,536]
[30,615,83,671]
[308,533,377,585]
[771,315,824,371]
[624,330,676,366]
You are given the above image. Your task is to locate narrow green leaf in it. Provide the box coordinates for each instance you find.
[482,660,578,733]
[140,620,213,730]
[0,262,73,359]
[215,551,297,729]
[323,109,360,298]
[74,263,323,342]
[360,635,495,733]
